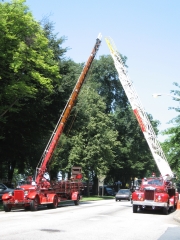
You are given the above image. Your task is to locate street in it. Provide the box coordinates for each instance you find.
[0,199,180,240]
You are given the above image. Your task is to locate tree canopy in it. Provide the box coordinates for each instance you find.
[162,82,180,179]
[0,0,60,180]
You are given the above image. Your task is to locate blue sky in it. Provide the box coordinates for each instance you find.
[25,0,180,141]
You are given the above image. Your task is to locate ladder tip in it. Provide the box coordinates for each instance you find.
[97,33,102,40]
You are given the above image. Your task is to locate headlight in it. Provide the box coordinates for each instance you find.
[24,190,28,196]
[138,194,142,200]
[157,195,161,201]
[8,192,13,196]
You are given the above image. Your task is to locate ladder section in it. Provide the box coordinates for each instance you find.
[35,33,102,184]
[105,37,173,180]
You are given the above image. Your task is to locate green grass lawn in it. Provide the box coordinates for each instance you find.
[81,195,115,201]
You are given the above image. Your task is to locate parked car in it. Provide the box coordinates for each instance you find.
[115,189,132,201]
[99,186,115,196]
[0,183,14,201]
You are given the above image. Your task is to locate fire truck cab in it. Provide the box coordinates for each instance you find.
[132,175,179,215]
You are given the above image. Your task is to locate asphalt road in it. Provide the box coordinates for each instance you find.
[1,199,180,240]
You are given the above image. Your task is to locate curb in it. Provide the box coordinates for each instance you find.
[173,210,180,224]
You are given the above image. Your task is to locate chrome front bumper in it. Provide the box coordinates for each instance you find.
[132,200,168,207]
[4,199,31,205]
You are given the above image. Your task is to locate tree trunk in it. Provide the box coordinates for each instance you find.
[7,159,16,184]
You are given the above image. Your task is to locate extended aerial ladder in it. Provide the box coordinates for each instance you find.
[105,37,173,181]
[35,33,102,185]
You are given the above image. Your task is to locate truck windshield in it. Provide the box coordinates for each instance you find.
[143,179,163,186]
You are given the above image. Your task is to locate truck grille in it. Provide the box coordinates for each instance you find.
[144,190,154,200]
[14,190,24,200]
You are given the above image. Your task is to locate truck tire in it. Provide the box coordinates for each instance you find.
[30,196,39,211]
[3,203,12,212]
[174,201,177,210]
[47,196,58,209]
[24,206,30,211]
[74,195,80,205]
[163,206,169,215]
[133,204,138,213]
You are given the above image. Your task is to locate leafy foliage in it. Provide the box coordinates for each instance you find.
[161,82,180,179]
[0,0,59,121]
[0,0,60,180]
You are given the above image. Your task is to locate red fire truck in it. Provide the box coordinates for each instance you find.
[131,174,178,214]
[2,33,102,212]
[105,37,179,214]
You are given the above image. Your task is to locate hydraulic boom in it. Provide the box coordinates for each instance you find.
[105,37,173,181]
[36,33,102,185]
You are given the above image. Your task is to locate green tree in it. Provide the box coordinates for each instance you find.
[162,82,180,179]
[50,84,119,182]
[0,0,60,181]
[0,0,59,123]
[45,60,84,180]
[108,107,158,187]
[89,55,128,113]
[69,87,119,176]
[88,55,158,185]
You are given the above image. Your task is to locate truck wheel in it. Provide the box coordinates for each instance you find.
[52,195,58,208]
[47,196,58,209]
[163,206,169,215]
[133,204,138,213]
[74,195,80,205]
[24,206,30,211]
[30,196,39,211]
[3,203,12,212]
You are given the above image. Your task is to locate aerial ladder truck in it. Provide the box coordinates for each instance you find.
[105,37,179,214]
[2,33,102,212]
